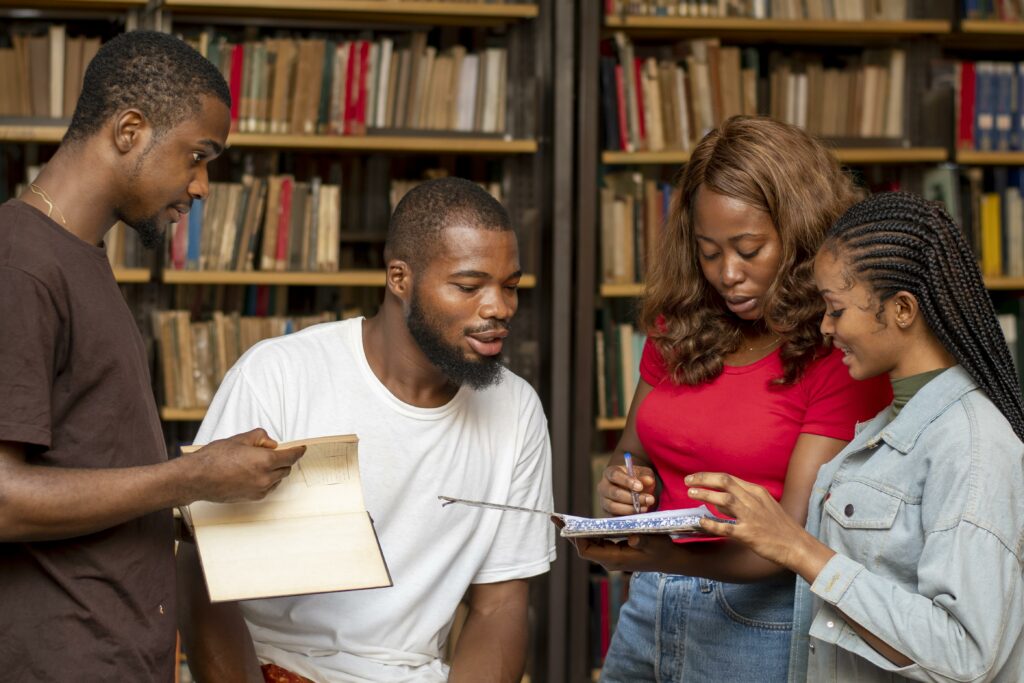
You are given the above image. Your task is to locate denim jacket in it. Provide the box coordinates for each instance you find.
[788,366,1024,682]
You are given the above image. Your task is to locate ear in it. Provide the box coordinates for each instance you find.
[890,291,920,330]
[386,260,413,303]
[112,108,149,155]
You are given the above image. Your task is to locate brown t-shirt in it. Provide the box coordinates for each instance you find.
[0,200,175,681]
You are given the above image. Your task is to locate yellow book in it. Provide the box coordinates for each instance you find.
[981,193,1003,278]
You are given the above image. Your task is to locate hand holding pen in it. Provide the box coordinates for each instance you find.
[597,451,658,517]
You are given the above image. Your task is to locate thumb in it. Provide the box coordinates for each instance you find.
[235,428,278,449]
[272,445,306,466]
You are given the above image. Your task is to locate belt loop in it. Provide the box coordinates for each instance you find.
[699,578,714,593]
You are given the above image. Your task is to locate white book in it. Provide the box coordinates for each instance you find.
[885,49,906,138]
[481,47,504,134]
[455,53,480,132]
[374,38,393,129]
[181,435,392,602]
[49,25,65,119]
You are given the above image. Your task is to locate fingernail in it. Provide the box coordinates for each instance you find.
[684,475,693,483]
[633,482,642,491]
[689,488,698,496]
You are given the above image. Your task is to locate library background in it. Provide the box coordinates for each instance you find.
[1,0,1023,681]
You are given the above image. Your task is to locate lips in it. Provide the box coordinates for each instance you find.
[466,328,508,357]
[169,204,191,224]
[724,296,758,315]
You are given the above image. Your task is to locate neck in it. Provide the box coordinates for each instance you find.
[889,329,957,380]
[362,300,458,408]
[20,142,121,246]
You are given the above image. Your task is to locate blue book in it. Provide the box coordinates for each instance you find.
[995,63,1014,151]
[975,61,996,151]
[186,197,203,270]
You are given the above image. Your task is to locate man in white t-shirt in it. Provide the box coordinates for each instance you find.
[177,177,555,683]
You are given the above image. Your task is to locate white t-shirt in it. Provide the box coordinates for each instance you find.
[195,317,555,683]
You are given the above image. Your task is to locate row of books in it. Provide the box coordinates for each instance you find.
[956,61,1024,152]
[924,165,1024,279]
[189,31,508,136]
[595,311,646,420]
[589,570,629,671]
[604,36,757,152]
[153,310,337,409]
[0,26,101,118]
[766,50,905,140]
[964,0,1024,20]
[602,35,906,152]
[605,0,910,20]
[600,172,671,285]
[166,176,342,273]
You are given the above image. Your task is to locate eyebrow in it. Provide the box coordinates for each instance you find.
[199,138,224,156]
[695,233,765,243]
[452,269,522,280]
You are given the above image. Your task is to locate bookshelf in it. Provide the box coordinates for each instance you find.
[569,1,1024,678]
[1,2,571,681]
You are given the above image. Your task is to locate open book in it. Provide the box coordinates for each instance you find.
[181,435,391,602]
[438,496,732,540]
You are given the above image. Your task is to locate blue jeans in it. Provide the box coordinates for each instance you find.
[600,572,794,683]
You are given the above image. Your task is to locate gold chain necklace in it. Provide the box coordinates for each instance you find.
[29,183,69,225]
[745,335,781,352]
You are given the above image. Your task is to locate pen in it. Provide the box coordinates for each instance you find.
[623,451,641,514]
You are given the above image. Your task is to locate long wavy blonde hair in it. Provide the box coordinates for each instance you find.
[640,116,862,385]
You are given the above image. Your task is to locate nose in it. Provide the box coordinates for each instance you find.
[720,253,745,289]
[479,285,516,322]
[188,164,210,201]
[820,312,834,339]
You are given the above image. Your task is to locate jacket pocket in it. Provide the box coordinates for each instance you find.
[824,480,902,530]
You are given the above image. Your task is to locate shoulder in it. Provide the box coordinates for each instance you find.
[917,390,1024,549]
[233,318,355,376]
[470,367,547,429]
[0,201,63,282]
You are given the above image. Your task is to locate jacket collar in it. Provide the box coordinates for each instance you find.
[860,365,976,455]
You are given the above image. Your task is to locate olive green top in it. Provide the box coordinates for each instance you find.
[891,368,949,417]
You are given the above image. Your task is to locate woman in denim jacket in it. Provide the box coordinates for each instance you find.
[689,191,1024,682]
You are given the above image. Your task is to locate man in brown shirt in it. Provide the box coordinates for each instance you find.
[0,31,304,681]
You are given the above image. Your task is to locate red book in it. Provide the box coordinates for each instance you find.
[229,44,244,131]
[274,177,293,270]
[255,285,270,317]
[613,64,629,152]
[170,220,186,270]
[343,41,358,135]
[355,40,370,135]
[633,56,646,146]
[599,578,611,659]
[958,61,976,150]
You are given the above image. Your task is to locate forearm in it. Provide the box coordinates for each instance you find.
[661,539,793,583]
[449,600,527,683]
[177,541,263,683]
[0,456,197,541]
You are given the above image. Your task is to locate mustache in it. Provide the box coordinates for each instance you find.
[464,321,510,335]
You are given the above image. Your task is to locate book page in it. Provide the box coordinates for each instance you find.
[559,505,728,538]
[196,511,392,602]
[184,434,365,527]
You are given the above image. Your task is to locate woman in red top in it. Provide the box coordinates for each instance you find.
[579,116,892,683]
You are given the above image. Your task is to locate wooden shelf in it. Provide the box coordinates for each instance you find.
[0,125,537,155]
[603,147,948,166]
[986,277,1024,291]
[0,0,146,7]
[160,406,207,422]
[603,16,951,39]
[960,19,1024,35]
[600,282,645,298]
[162,269,537,288]
[596,416,626,431]
[163,0,537,24]
[956,150,1024,165]
[112,267,151,283]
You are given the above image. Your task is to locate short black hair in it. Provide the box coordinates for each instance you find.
[385,177,512,269]
[65,30,231,144]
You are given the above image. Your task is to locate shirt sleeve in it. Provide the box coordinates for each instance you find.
[639,337,668,386]
[809,520,1023,682]
[801,348,892,441]
[0,267,60,448]
[473,387,556,584]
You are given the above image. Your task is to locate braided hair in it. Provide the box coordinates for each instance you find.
[823,191,1024,441]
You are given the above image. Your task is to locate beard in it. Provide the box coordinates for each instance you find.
[406,288,506,390]
[124,213,165,250]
